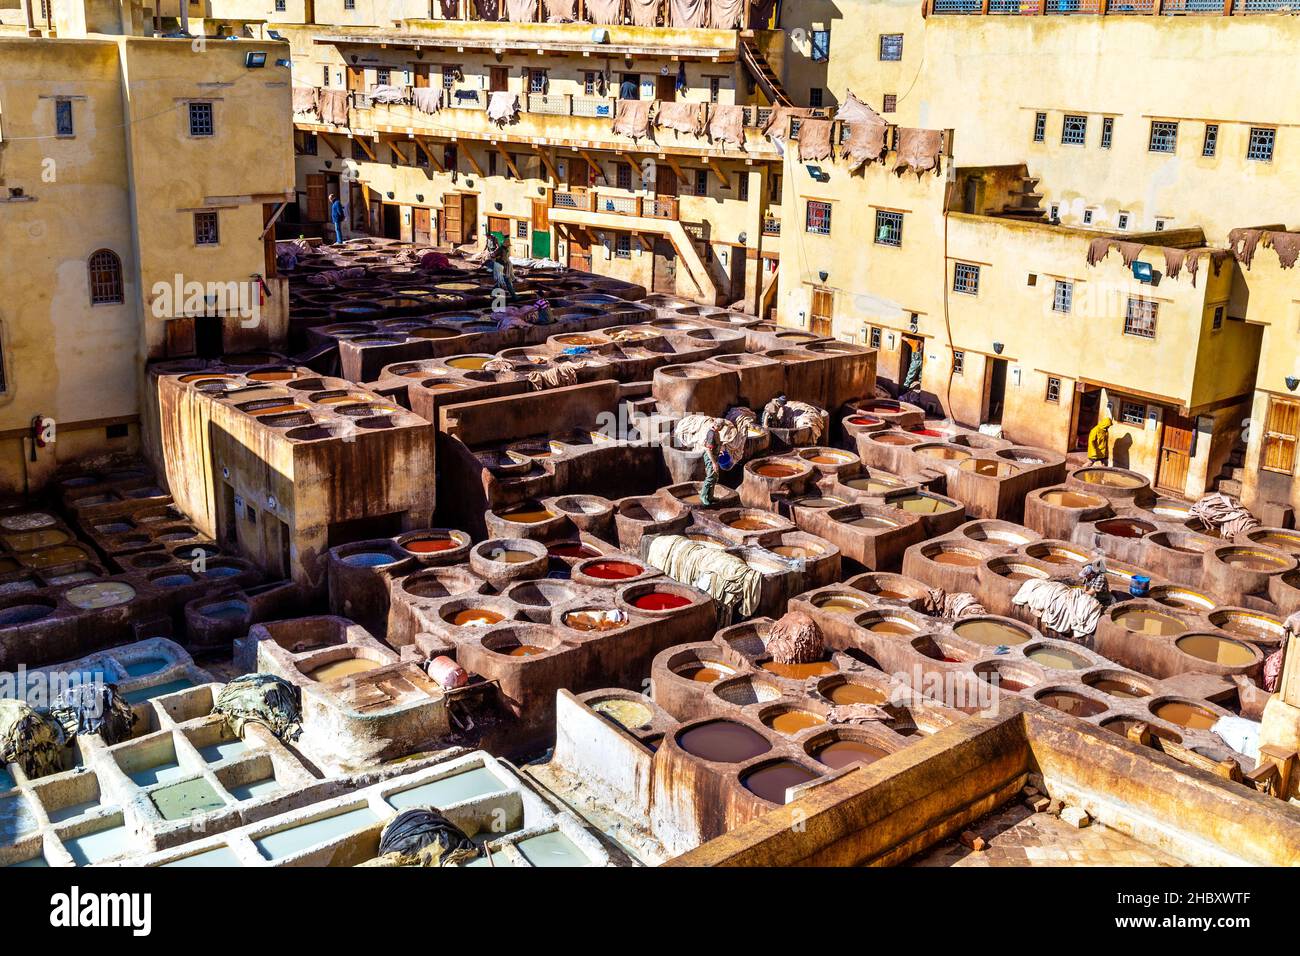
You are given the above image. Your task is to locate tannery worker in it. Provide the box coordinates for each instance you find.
[761,394,791,430]
[329,194,345,245]
[486,231,516,297]
[674,414,746,508]
[1087,413,1113,465]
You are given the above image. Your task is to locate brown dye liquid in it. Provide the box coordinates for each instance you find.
[1097,519,1153,538]
[1026,647,1088,670]
[847,515,896,529]
[504,507,555,523]
[486,548,536,564]
[252,403,307,415]
[875,588,910,599]
[1032,549,1084,565]
[1090,678,1146,699]
[808,454,849,465]
[453,609,505,626]
[1254,532,1300,550]
[248,370,296,382]
[891,494,953,514]
[564,611,627,632]
[954,620,1030,647]
[1078,470,1144,488]
[678,722,771,762]
[828,682,887,705]
[730,517,776,531]
[766,710,826,734]
[794,497,844,509]
[814,740,888,770]
[868,620,916,635]
[931,550,982,567]
[1153,701,1217,730]
[762,659,838,679]
[1042,490,1104,509]
[917,446,970,460]
[742,761,820,803]
[755,464,799,479]
[1222,550,1288,572]
[309,658,381,682]
[979,672,1030,693]
[1,529,68,550]
[1037,691,1108,718]
[873,433,919,446]
[773,545,818,559]
[1176,634,1254,666]
[1115,609,1185,636]
[816,596,868,614]
[1214,614,1279,640]
[448,356,491,370]
[507,644,547,657]
[21,546,88,568]
[677,662,731,683]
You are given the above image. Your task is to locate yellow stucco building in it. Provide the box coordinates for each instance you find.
[0,0,294,494]
[773,0,1296,506]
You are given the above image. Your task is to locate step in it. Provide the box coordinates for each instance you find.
[1217,478,1243,497]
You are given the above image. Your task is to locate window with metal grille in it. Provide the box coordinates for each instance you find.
[1100,116,1113,149]
[874,210,903,247]
[869,327,881,349]
[1082,208,1093,225]
[1046,377,1061,404]
[1263,397,1300,474]
[351,139,367,160]
[805,200,832,235]
[376,68,390,86]
[516,220,528,239]
[952,350,964,375]
[194,211,220,246]
[584,72,598,95]
[952,262,980,295]
[709,77,721,104]
[694,169,708,196]
[1212,305,1225,331]
[1117,212,1129,230]
[88,249,123,305]
[615,234,631,259]
[1120,401,1146,426]
[344,0,355,9]
[188,102,214,137]
[275,0,285,10]
[880,34,903,61]
[1124,298,1158,338]
[529,70,547,94]
[1247,127,1275,162]
[1148,121,1178,153]
[908,313,919,333]
[55,100,73,137]
[809,88,823,109]
[811,29,830,62]
[616,163,632,191]
[1052,280,1073,314]
[322,65,330,87]
[1202,124,1218,158]
[443,67,457,91]
[738,175,749,201]
[1061,114,1087,146]
[1033,112,1046,143]
[882,93,897,114]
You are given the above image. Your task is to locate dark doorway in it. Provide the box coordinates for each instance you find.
[652,237,676,294]
[1074,388,1101,452]
[985,356,1008,424]
[195,317,223,359]
[382,204,401,240]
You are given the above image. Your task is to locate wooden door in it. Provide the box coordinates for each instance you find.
[306,173,328,222]
[490,67,509,93]
[487,216,510,243]
[656,74,677,103]
[652,237,677,294]
[412,64,431,88]
[442,192,463,245]
[346,66,365,92]
[656,163,678,198]
[531,199,551,259]
[412,206,432,245]
[1263,397,1300,475]
[568,228,592,272]
[1157,411,1196,494]
[810,286,833,338]
[461,193,479,243]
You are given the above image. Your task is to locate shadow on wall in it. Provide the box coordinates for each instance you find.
[1112,432,1133,470]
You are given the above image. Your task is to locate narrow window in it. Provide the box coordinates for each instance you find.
[738,175,749,202]
[952,350,964,375]
[1212,305,1225,331]
[1052,280,1073,314]
[1247,127,1276,162]
[953,262,980,295]
[709,77,721,104]
[344,0,355,9]
[869,327,882,349]
[615,234,632,259]
[1033,112,1046,143]
[516,220,528,239]
[188,102,214,137]
[322,65,330,87]
[88,249,124,305]
[275,0,285,10]
[874,210,903,247]
[583,71,597,96]
[1100,117,1113,149]
[882,93,897,114]
[376,68,391,86]
[1148,120,1178,153]
[194,211,220,246]
[1202,123,1218,158]
[805,200,832,236]
[616,163,632,191]
[1046,377,1061,404]
[1117,212,1129,230]
[809,87,823,109]
[529,69,547,95]
[1124,297,1158,338]
[694,168,709,196]
[811,29,830,62]
[55,99,74,137]
[1082,208,1093,225]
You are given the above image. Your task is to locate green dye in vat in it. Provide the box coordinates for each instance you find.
[228,777,281,801]
[123,657,168,677]
[65,823,131,866]
[254,806,379,860]
[161,845,243,867]
[385,766,507,811]
[150,778,227,821]
[198,738,248,763]
[128,759,188,788]
[123,679,195,704]
[516,830,590,867]
[0,793,37,842]
[461,851,514,868]
[47,797,100,824]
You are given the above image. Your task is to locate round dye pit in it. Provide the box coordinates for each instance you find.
[502,505,556,524]
[761,658,838,679]
[341,551,400,568]
[1,529,69,551]
[1026,646,1090,670]
[741,761,820,804]
[677,721,771,763]
[308,658,382,682]
[1208,610,1283,641]
[1150,586,1215,611]
[1114,608,1186,636]
[793,497,847,509]
[975,666,1034,693]
[1085,674,1151,699]
[872,433,921,446]
[813,594,870,615]
[813,739,889,771]
[762,709,826,735]
[632,592,691,611]
[1036,690,1108,718]
[825,681,887,706]
[1175,634,1255,667]
[961,459,1018,477]
[21,545,90,568]
[0,604,53,625]
[844,476,902,494]
[402,536,460,554]
[484,548,537,564]
[452,608,505,627]
[728,515,782,532]
[582,560,644,581]
[1041,489,1106,509]
[1218,548,1291,572]
[502,643,548,657]
[843,514,899,530]
[846,416,884,427]
[772,544,822,559]
[1096,518,1155,538]
[152,573,195,587]
[1151,700,1218,731]
[1026,545,1088,565]
[888,493,957,515]
[926,548,983,568]
[916,445,971,461]
[548,543,601,559]
[447,356,492,370]
[1249,530,1300,553]
[1076,469,1145,489]
[954,619,1031,647]
[0,512,58,531]
[674,660,736,683]
[592,698,652,730]
[858,613,920,636]
[563,609,628,632]
[1103,717,1181,743]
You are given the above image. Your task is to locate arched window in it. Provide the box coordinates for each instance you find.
[88,249,123,305]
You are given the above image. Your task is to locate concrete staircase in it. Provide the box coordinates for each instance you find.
[1212,442,1248,498]
[1000,173,1047,222]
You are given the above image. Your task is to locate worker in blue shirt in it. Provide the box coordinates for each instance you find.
[329,193,345,244]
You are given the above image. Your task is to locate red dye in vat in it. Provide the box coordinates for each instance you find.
[584,560,643,580]
[908,427,943,437]
[633,592,691,611]
[404,538,457,554]
[549,543,600,559]
[847,416,883,427]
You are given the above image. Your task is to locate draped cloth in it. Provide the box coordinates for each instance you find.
[644,534,759,626]
[543,0,576,18]
[657,101,708,137]
[709,0,744,27]
[1086,237,1146,268]
[412,87,443,114]
[797,118,833,161]
[670,0,708,27]
[1012,580,1102,642]
[474,0,502,18]
[613,99,653,140]
[318,88,350,126]
[586,0,622,22]
[629,0,660,24]
[708,104,745,147]
[291,86,319,116]
[506,0,538,20]
[893,127,942,177]
[488,91,521,126]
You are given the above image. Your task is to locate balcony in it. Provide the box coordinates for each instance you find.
[927,0,1292,15]
[552,188,679,220]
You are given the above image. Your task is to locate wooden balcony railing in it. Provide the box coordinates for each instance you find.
[926,0,1292,14]
[424,0,768,28]
[551,189,680,221]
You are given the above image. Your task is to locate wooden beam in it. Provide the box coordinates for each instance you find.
[317,132,342,157]
[462,145,485,177]
[637,233,654,251]
[414,136,445,172]
[579,149,608,184]
[494,142,521,180]
[388,139,412,165]
[707,159,731,190]
[533,145,560,183]
[258,201,290,240]
[350,134,376,161]
[663,153,690,185]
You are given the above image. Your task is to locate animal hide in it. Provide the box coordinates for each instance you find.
[670,0,707,27]
[708,104,745,147]
[893,127,942,177]
[585,0,621,22]
[629,0,659,25]
[797,118,833,161]
[657,101,708,137]
[506,0,538,20]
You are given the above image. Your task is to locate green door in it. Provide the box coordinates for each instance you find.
[531,229,551,259]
